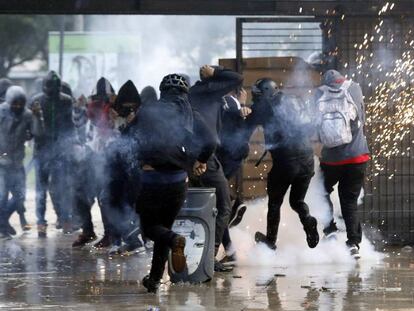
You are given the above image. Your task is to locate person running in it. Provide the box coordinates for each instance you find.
[133,73,216,293]
[246,78,319,251]
[189,65,249,272]
[313,69,370,259]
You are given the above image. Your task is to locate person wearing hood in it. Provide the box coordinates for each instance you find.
[313,69,370,259]
[140,86,158,106]
[133,73,216,293]
[189,65,249,272]
[29,71,75,237]
[0,78,13,104]
[0,86,44,239]
[74,80,143,253]
[245,78,320,252]
[71,77,121,249]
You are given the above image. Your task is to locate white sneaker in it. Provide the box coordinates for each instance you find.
[348,244,361,260]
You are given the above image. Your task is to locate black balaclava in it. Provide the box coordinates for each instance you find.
[6,86,27,116]
[61,81,73,98]
[140,86,158,106]
[91,77,115,102]
[43,71,61,98]
[159,74,193,134]
[0,78,13,102]
[113,80,141,117]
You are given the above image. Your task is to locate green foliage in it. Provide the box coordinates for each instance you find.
[0,15,73,77]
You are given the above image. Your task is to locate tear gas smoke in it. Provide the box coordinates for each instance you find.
[87,15,236,92]
[225,158,383,267]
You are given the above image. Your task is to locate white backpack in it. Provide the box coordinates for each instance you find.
[316,80,357,148]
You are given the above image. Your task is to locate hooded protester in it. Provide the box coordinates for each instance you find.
[245,78,320,251]
[92,80,144,254]
[0,86,44,239]
[134,73,216,293]
[140,86,158,106]
[314,69,370,259]
[189,65,247,272]
[0,78,13,104]
[71,77,120,249]
[30,71,75,237]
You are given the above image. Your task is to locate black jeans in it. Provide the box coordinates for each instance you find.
[320,162,367,246]
[137,179,187,281]
[217,152,244,253]
[195,155,232,254]
[266,156,314,245]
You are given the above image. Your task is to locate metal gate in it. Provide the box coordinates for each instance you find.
[231,16,414,245]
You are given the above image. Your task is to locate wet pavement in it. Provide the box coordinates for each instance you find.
[1,231,414,310]
[1,194,414,310]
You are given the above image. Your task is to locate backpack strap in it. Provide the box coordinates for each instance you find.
[340,79,352,91]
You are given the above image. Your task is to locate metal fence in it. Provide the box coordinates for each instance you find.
[235,16,414,244]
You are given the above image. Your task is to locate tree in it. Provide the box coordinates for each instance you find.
[0,15,74,77]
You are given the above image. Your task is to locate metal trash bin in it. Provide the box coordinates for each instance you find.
[168,187,216,283]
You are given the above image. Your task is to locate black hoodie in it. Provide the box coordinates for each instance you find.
[140,86,158,106]
[113,80,141,119]
[30,71,74,156]
[189,67,243,145]
[134,88,216,172]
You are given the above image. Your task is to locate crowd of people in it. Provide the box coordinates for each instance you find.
[0,65,369,293]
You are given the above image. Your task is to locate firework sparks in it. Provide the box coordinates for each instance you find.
[352,2,414,179]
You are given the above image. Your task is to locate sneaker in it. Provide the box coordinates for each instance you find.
[214,259,233,272]
[348,244,361,260]
[0,231,12,240]
[6,222,16,236]
[37,224,47,238]
[323,220,338,238]
[55,221,62,230]
[171,235,186,273]
[93,235,113,248]
[62,222,73,235]
[72,232,97,248]
[219,253,237,267]
[120,240,145,256]
[19,214,31,231]
[144,240,154,251]
[254,231,277,250]
[108,242,122,256]
[302,216,319,248]
[324,231,338,241]
[229,204,247,228]
[142,275,160,293]
[22,224,32,232]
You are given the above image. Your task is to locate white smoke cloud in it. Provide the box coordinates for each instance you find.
[226,158,383,267]
[87,15,236,90]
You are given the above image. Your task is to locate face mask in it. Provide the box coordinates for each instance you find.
[44,80,60,97]
[115,102,137,118]
[10,101,25,116]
